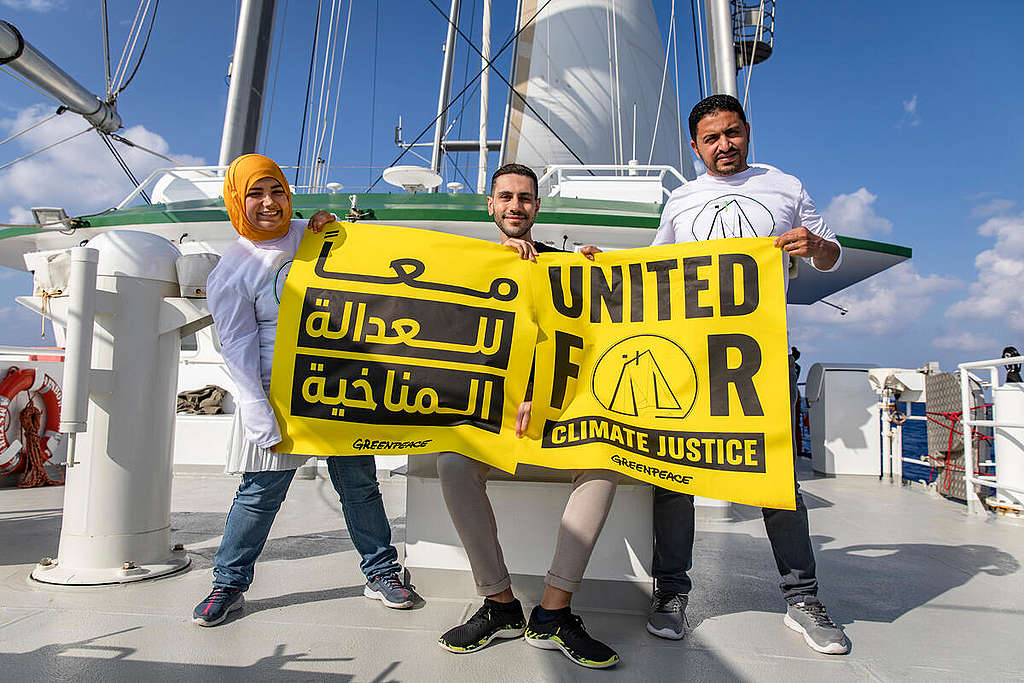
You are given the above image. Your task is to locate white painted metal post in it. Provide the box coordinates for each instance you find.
[960,367,982,515]
[477,0,491,194]
[60,247,99,437]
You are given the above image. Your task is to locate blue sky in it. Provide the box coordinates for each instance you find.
[1,0,1023,375]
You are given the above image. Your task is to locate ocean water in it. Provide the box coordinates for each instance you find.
[899,402,932,483]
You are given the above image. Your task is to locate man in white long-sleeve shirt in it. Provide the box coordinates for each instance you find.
[646,95,850,656]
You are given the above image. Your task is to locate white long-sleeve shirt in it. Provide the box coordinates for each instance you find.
[652,164,842,272]
[206,219,305,449]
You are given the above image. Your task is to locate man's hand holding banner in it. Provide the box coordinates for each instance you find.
[271,223,796,509]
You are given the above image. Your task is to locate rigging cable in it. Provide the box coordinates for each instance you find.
[97,130,151,203]
[453,0,479,184]
[604,1,617,164]
[0,126,92,174]
[740,0,766,163]
[672,0,684,174]
[306,0,341,190]
[368,0,556,192]
[113,0,159,98]
[100,0,112,96]
[108,132,186,166]
[610,0,624,167]
[1,66,61,104]
[689,0,704,100]
[647,0,675,166]
[741,0,766,111]
[423,0,592,172]
[322,0,355,192]
[294,0,324,186]
[0,111,60,149]
[367,0,381,186]
[111,0,151,93]
[261,0,290,153]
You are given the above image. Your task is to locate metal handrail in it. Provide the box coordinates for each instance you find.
[958,355,1024,515]
[114,164,326,210]
[0,345,65,357]
[537,164,688,200]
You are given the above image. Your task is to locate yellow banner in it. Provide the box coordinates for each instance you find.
[270,222,537,472]
[271,224,795,507]
[524,239,795,509]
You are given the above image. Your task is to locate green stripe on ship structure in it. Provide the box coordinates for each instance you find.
[0,192,911,259]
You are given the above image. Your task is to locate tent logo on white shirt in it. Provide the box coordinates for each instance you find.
[691,194,775,240]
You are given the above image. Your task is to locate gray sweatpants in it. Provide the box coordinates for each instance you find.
[436,452,619,595]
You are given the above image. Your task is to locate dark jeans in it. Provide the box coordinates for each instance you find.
[212,455,400,591]
[652,356,817,604]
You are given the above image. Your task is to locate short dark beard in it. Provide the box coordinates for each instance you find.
[495,214,533,239]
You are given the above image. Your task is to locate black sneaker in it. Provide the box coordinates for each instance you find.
[647,590,687,640]
[364,571,421,609]
[438,599,526,653]
[524,606,620,669]
[192,586,244,626]
[784,598,850,654]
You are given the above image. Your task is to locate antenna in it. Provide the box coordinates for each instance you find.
[382,165,444,194]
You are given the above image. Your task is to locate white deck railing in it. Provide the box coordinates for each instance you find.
[958,355,1024,515]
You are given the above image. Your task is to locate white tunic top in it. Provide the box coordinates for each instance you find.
[207,219,311,473]
[652,164,842,272]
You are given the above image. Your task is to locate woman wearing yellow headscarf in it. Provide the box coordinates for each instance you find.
[192,154,420,627]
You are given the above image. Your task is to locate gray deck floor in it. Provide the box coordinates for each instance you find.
[1,463,1022,682]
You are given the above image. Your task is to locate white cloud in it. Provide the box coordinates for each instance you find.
[0,0,63,10]
[5,206,33,224]
[972,198,1016,217]
[823,188,893,237]
[0,104,205,222]
[932,332,999,351]
[788,262,959,339]
[901,94,921,127]
[945,211,1024,331]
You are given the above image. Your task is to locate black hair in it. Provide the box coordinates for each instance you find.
[688,94,747,140]
[490,163,538,197]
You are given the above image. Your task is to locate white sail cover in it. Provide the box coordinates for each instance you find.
[502,0,695,183]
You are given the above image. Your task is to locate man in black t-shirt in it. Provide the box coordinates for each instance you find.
[435,164,620,670]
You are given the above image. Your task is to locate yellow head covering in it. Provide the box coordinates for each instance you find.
[223,153,292,241]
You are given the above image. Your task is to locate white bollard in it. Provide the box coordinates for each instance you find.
[32,231,212,585]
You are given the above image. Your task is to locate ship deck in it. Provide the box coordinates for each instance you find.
[1,460,1022,682]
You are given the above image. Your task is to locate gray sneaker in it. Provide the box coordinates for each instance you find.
[646,590,687,640]
[364,572,420,609]
[784,598,850,654]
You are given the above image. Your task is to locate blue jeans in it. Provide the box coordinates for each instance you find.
[212,455,400,591]
[652,356,818,604]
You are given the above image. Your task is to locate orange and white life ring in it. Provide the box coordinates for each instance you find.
[0,367,34,474]
[0,368,63,474]
[36,374,62,462]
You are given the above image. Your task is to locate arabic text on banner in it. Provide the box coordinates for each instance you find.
[269,223,537,472]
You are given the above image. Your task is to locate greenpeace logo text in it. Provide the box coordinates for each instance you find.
[352,439,432,451]
[611,454,693,484]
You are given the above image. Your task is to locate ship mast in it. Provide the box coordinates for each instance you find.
[704,0,738,96]
[218,0,278,166]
